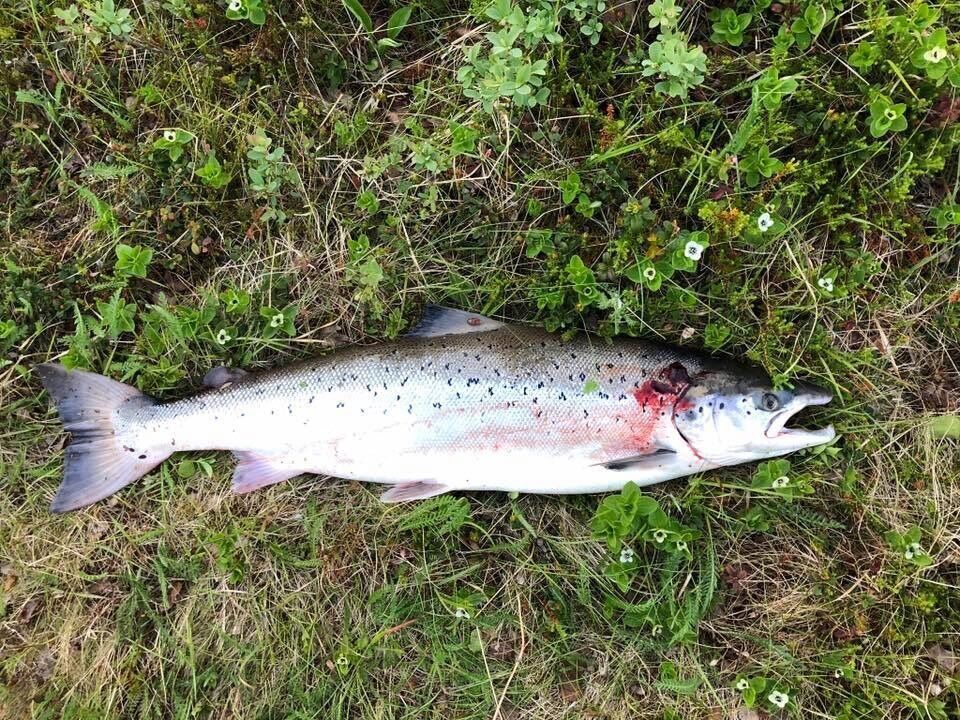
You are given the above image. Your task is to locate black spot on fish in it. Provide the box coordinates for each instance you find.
[719,403,725,409]
[138,454,146,460]
[337,402,345,408]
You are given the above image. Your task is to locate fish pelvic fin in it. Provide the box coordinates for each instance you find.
[35,363,169,513]
[599,448,676,471]
[231,452,303,494]
[379,481,449,503]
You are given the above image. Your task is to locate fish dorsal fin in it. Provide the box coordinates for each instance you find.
[203,366,248,389]
[600,448,675,471]
[406,306,504,338]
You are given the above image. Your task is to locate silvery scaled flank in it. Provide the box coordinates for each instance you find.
[36,306,836,512]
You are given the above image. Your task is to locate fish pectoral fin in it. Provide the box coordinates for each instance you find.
[406,305,503,338]
[231,452,304,494]
[203,365,249,389]
[599,448,676,471]
[379,481,450,503]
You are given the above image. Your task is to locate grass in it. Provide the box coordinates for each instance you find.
[1,0,959,717]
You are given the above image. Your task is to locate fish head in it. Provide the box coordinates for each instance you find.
[672,362,836,466]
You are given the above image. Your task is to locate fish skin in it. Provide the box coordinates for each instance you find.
[122,325,712,494]
[37,307,835,510]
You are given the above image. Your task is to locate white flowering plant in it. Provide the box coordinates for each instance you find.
[152,128,195,163]
[733,675,793,712]
[741,209,786,246]
[591,481,699,591]
[884,526,933,568]
[624,227,710,290]
[750,459,813,501]
[225,0,265,25]
[258,305,297,339]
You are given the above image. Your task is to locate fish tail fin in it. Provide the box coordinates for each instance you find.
[35,363,169,513]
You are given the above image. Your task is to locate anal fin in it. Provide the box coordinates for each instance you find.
[380,481,449,503]
[232,452,303,494]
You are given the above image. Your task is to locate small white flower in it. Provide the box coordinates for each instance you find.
[834,669,843,678]
[908,542,922,554]
[216,328,232,345]
[904,549,914,560]
[619,547,634,563]
[269,312,284,328]
[757,212,774,232]
[924,46,947,64]
[772,475,791,488]
[651,624,663,637]
[335,654,349,666]
[818,276,834,293]
[653,529,667,544]
[228,0,243,11]
[163,129,177,142]
[643,266,657,281]
[684,240,704,261]
[675,540,688,553]
[735,678,750,691]
[454,607,470,619]
[768,690,790,708]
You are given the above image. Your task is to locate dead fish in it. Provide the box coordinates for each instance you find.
[35,306,836,512]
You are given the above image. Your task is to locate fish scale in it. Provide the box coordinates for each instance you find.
[36,306,836,511]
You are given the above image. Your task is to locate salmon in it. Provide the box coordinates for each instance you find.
[36,306,835,512]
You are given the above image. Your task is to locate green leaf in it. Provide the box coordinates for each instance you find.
[560,172,581,204]
[341,0,372,33]
[114,243,153,278]
[96,290,137,338]
[927,415,960,439]
[196,153,231,189]
[386,5,412,39]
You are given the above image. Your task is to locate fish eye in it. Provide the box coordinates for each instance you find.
[760,392,780,411]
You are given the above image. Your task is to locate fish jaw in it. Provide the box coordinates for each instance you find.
[761,389,836,453]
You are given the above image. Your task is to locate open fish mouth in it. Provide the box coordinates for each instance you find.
[765,389,836,443]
